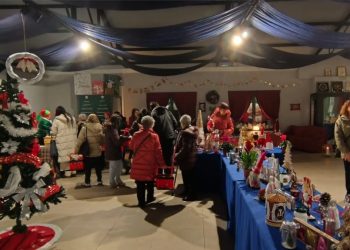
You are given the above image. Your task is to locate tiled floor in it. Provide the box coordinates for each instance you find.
[0,151,346,250]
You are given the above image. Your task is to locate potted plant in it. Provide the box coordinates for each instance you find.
[241,140,259,179]
[221,141,234,157]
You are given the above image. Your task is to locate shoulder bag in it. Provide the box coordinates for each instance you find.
[79,126,90,157]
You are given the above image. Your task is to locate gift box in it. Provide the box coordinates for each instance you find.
[69,154,84,171]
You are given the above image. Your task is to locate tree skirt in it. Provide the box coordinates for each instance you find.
[0,224,62,250]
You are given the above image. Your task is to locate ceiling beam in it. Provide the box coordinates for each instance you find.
[315,12,350,55]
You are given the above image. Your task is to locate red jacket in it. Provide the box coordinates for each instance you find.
[207,108,234,136]
[130,129,165,181]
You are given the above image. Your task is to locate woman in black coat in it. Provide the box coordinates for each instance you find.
[174,114,198,201]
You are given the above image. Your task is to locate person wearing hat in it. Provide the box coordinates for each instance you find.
[37,109,52,145]
[207,102,234,137]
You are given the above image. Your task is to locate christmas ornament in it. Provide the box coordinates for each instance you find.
[0,166,21,198]
[1,139,20,155]
[248,151,266,189]
[283,141,293,172]
[6,52,45,85]
[40,185,61,202]
[12,179,48,219]
[0,92,8,110]
[17,91,29,105]
[13,113,31,125]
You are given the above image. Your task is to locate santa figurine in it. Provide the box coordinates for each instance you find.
[302,177,313,211]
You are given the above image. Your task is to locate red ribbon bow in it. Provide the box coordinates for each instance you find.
[0,92,8,109]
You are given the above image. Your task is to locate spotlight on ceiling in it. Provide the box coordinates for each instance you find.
[232,35,243,47]
[241,30,249,39]
[79,40,91,51]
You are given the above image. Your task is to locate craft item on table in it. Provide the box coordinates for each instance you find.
[327,200,341,230]
[248,151,266,189]
[318,193,331,219]
[337,209,350,250]
[258,189,266,202]
[221,141,234,157]
[294,217,339,249]
[265,192,287,227]
[266,176,277,196]
[280,220,299,249]
[294,207,309,222]
[275,189,296,211]
[196,110,205,147]
[212,130,220,153]
[302,177,314,211]
[283,141,293,173]
[324,216,336,237]
[279,174,291,188]
[316,236,327,250]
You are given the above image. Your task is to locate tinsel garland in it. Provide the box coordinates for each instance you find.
[0,153,41,167]
[0,114,37,137]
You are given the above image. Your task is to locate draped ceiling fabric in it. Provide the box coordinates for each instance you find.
[0,0,348,75]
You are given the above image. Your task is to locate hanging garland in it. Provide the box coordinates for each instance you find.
[126,77,301,94]
[0,114,37,137]
[0,153,41,167]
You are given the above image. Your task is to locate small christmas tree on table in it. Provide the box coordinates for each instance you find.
[196,109,205,147]
[283,141,293,173]
[0,77,65,248]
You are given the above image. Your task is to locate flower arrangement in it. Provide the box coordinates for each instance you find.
[241,140,259,170]
[221,141,234,152]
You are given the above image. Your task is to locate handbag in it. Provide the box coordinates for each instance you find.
[79,126,90,157]
[50,137,58,158]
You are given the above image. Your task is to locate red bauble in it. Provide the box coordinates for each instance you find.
[17,91,29,105]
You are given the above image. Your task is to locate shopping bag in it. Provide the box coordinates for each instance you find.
[69,154,84,171]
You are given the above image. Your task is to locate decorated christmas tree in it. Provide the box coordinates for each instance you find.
[283,141,293,172]
[0,77,65,234]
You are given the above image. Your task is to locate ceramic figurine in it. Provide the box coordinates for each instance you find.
[302,177,313,210]
[248,152,267,189]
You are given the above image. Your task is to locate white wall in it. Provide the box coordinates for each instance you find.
[121,69,311,131]
[3,55,350,131]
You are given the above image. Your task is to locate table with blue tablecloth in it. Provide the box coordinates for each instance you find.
[194,150,340,250]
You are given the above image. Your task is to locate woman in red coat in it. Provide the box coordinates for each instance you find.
[207,102,234,137]
[130,115,165,207]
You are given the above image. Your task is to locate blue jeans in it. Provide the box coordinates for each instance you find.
[109,160,123,187]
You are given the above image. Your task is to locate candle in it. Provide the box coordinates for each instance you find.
[325,146,330,156]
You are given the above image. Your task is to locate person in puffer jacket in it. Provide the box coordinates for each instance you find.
[207,102,234,137]
[335,100,350,201]
[76,114,104,188]
[51,106,77,177]
[130,116,165,208]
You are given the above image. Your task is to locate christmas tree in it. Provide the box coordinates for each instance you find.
[283,141,293,172]
[0,77,64,234]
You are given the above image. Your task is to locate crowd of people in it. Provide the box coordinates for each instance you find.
[35,101,236,207]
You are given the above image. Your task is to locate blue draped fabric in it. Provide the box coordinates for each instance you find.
[53,0,230,10]
[43,2,250,47]
[251,1,350,49]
